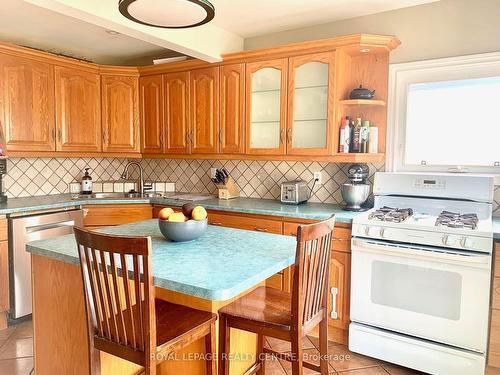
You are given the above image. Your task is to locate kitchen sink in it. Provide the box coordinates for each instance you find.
[72,192,163,200]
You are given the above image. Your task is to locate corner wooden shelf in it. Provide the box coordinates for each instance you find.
[339,99,386,106]
[332,153,385,163]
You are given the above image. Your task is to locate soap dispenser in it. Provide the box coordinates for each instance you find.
[81,168,93,195]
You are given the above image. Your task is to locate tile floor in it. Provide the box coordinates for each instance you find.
[0,320,34,375]
[0,319,424,375]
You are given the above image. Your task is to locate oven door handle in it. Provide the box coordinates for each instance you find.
[351,238,491,267]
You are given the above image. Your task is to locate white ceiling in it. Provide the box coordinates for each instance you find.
[0,0,169,65]
[1,0,439,65]
[211,0,439,37]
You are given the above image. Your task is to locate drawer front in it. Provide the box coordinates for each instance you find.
[283,221,351,252]
[84,204,152,227]
[0,241,8,312]
[208,212,282,234]
[331,227,351,252]
[489,309,500,367]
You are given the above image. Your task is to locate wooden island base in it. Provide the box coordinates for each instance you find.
[32,254,259,375]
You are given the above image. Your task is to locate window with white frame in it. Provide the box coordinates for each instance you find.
[387,52,500,174]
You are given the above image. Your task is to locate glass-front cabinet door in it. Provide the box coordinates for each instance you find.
[287,52,334,155]
[245,59,287,155]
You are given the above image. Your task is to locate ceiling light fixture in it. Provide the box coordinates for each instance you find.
[118,0,215,29]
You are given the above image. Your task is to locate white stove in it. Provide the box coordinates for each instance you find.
[349,172,495,375]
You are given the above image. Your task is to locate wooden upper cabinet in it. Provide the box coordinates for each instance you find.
[54,66,101,152]
[245,58,287,155]
[287,52,335,155]
[101,75,139,153]
[140,75,164,154]
[164,72,190,154]
[0,54,55,151]
[190,67,219,154]
[220,64,245,154]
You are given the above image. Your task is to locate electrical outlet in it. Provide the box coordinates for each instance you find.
[210,168,217,179]
[313,171,322,185]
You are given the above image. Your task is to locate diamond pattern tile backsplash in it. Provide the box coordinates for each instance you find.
[3,157,500,215]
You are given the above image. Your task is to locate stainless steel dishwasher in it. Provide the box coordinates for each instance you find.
[9,208,83,319]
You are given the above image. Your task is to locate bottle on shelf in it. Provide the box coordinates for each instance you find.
[351,117,362,153]
[360,119,370,153]
[368,126,379,153]
[339,116,350,153]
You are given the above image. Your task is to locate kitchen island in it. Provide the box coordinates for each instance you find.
[27,219,297,375]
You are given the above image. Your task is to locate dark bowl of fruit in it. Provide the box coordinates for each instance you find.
[157,204,208,242]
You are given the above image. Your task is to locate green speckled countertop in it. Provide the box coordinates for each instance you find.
[26,219,297,301]
[2,193,499,238]
[0,194,357,223]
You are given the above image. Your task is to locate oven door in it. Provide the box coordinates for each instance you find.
[350,237,491,353]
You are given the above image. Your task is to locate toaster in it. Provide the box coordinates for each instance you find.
[280,180,310,204]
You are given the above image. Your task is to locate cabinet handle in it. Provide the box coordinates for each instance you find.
[210,222,223,226]
[159,130,164,147]
[332,237,344,242]
[102,130,108,145]
[279,129,285,144]
[189,131,194,144]
[57,129,62,142]
[254,227,268,232]
[51,128,56,142]
[185,132,190,145]
[218,129,223,145]
[287,128,292,144]
[330,287,338,319]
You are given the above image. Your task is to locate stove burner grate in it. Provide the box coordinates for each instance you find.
[368,206,413,223]
[435,211,479,230]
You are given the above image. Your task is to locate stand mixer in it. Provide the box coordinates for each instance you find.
[341,163,371,211]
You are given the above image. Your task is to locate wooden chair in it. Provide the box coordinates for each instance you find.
[74,227,217,375]
[218,216,336,375]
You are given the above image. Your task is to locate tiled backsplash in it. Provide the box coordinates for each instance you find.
[3,157,500,215]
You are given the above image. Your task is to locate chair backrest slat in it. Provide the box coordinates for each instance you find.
[120,253,137,349]
[74,227,154,366]
[90,247,112,340]
[292,216,335,329]
[109,253,127,345]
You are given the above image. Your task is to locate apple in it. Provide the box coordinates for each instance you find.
[192,206,208,221]
[168,212,187,222]
[158,207,174,220]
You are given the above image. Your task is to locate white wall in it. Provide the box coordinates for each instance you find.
[244,0,500,63]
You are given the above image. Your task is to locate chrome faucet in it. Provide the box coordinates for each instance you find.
[120,161,151,195]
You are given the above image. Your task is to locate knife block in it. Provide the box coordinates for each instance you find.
[215,177,240,200]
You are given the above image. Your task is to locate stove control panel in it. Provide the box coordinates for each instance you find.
[414,178,446,190]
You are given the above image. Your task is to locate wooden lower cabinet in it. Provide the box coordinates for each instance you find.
[329,251,351,344]
[83,204,152,228]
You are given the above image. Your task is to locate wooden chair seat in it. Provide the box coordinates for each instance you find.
[100,299,216,348]
[219,286,292,332]
[155,299,217,351]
